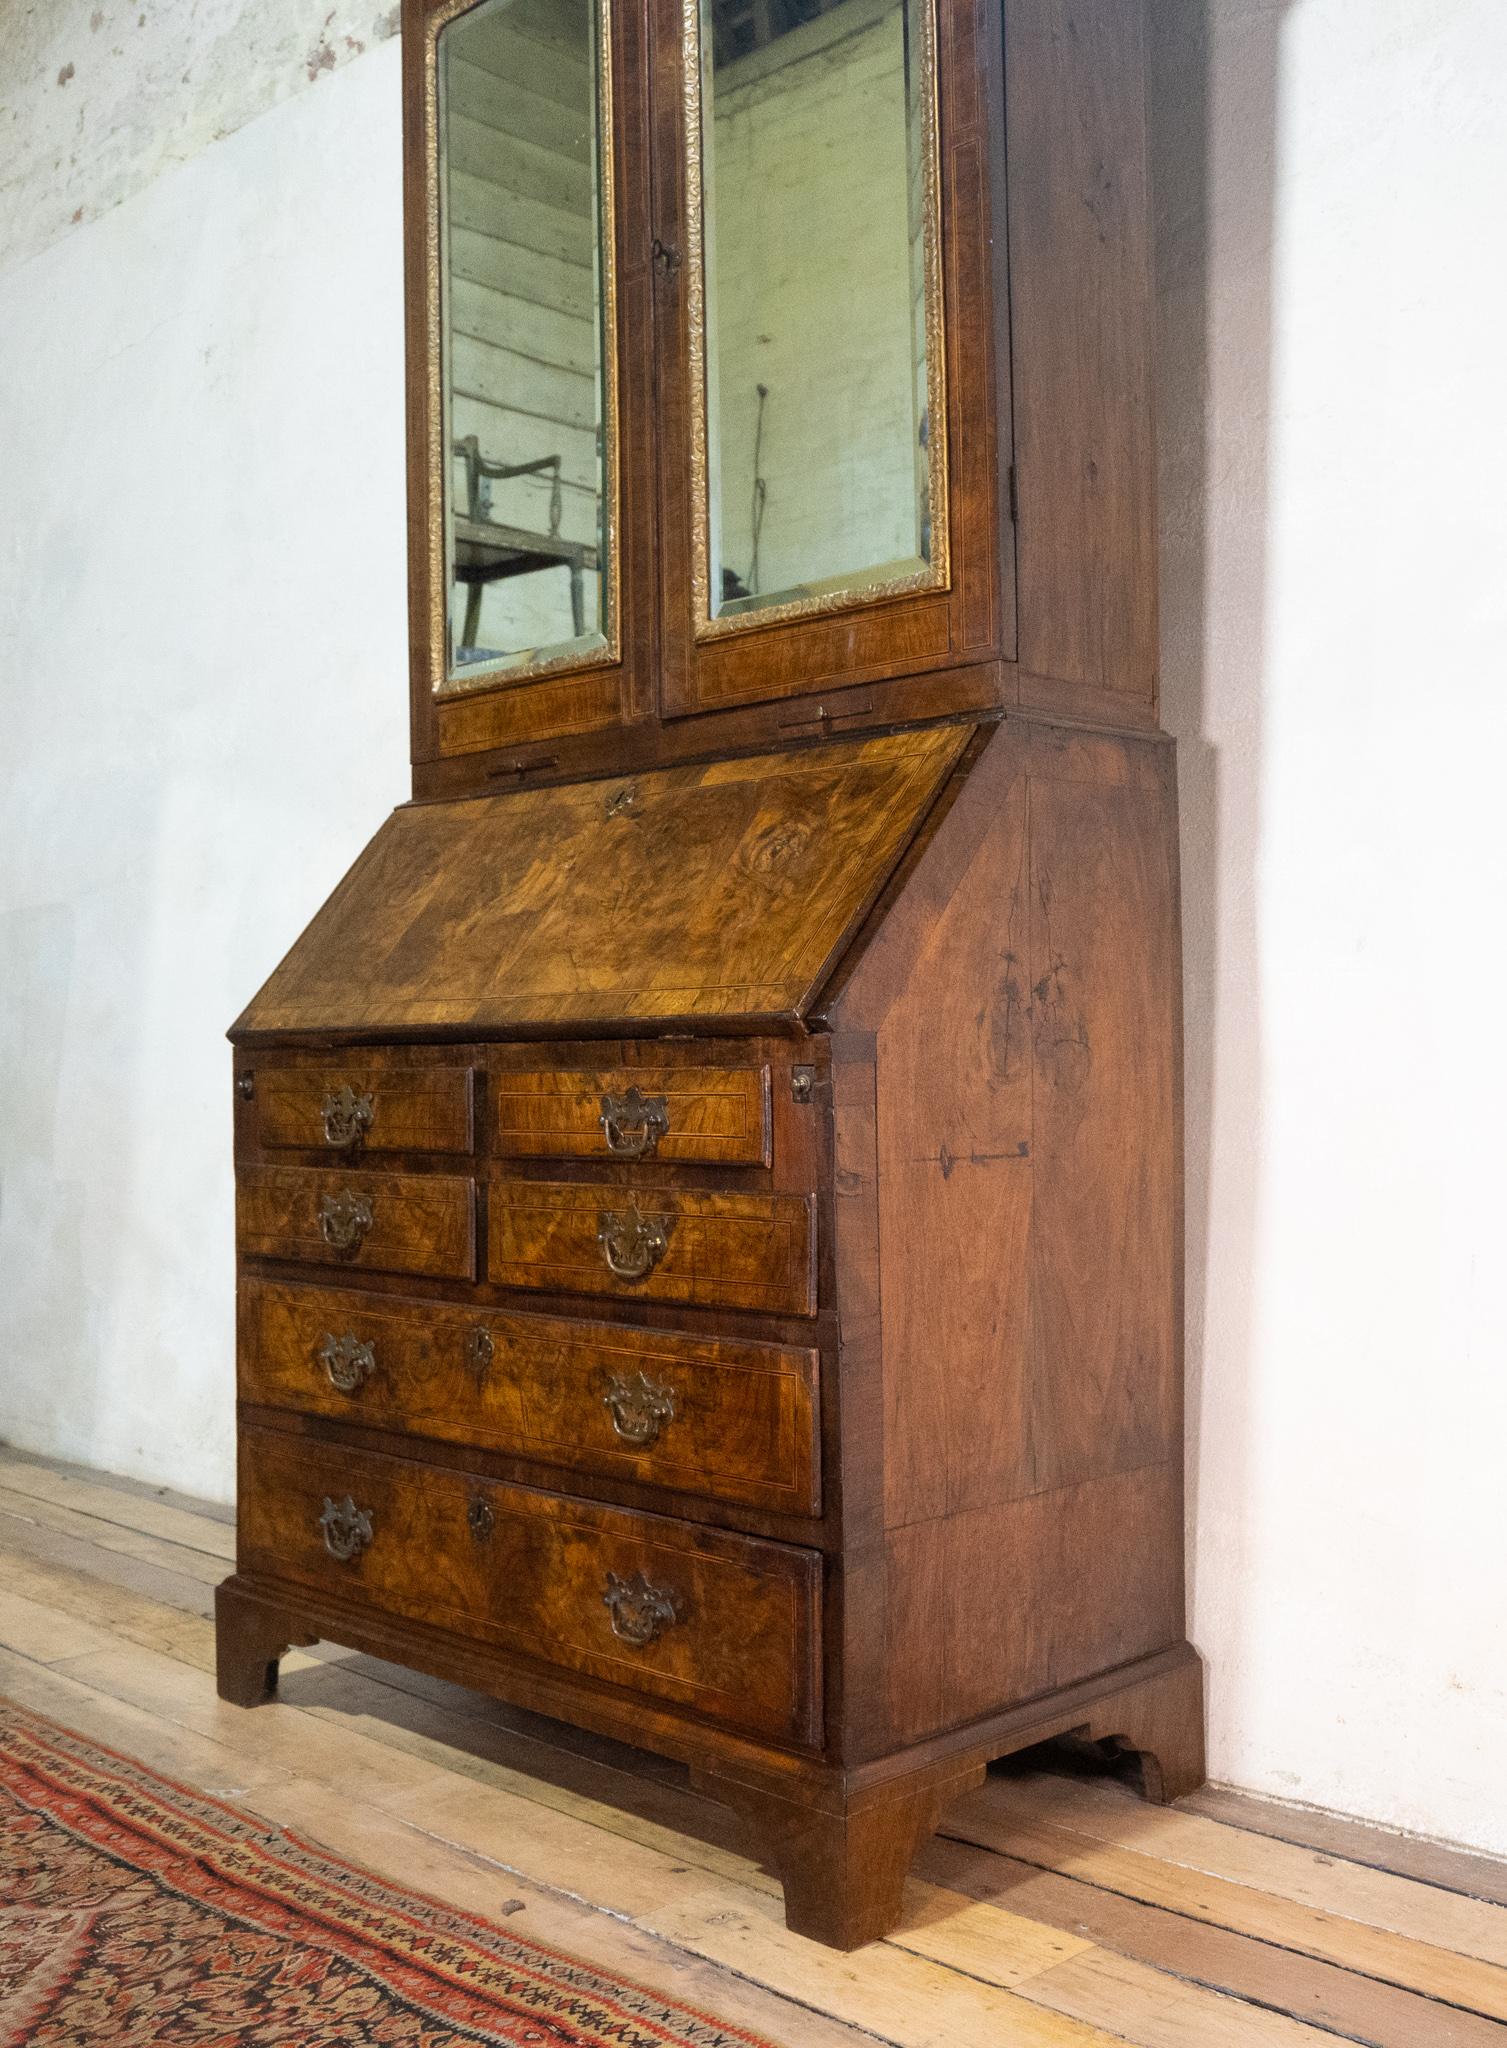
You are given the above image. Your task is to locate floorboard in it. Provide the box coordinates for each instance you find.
[2,1443,1504,2048]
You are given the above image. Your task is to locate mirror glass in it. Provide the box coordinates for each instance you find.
[696,0,943,628]
[438,0,613,689]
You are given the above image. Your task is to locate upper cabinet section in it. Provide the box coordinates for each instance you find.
[403,0,1162,782]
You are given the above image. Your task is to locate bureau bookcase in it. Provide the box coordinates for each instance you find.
[218,0,1205,1948]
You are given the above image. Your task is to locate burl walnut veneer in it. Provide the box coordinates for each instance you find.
[219,0,1204,1949]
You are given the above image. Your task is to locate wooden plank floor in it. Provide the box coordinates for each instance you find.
[2,1446,1506,2047]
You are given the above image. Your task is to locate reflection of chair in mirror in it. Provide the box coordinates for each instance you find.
[451,434,598,654]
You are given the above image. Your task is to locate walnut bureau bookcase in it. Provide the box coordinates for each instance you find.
[217,0,1206,1949]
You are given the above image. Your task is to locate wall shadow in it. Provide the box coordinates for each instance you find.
[1149,0,1288,1718]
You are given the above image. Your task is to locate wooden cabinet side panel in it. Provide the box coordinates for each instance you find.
[1006,0,1158,710]
[831,722,1182,1752]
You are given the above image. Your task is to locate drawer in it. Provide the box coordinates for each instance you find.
[236,1166,475,1281]
[489,1178,815,1316]
[237,1425,822,1745]
[239,1281,821,1514]
[494,1064,770,1167]
[251,1064,473,1155]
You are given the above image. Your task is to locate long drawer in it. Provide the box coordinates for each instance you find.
[238,1280,821,1514]
[489,1178,815,1316]
[237,1425,822,1745]
[236,1166,475,1281]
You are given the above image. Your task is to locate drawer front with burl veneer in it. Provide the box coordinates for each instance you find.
[238,1279,821,1515]
[493,1061,771,1168]
[250,1064,474,1156]
[236,1166,475,1281]
[237,1425,823,1746]
[488,1178,815,1316]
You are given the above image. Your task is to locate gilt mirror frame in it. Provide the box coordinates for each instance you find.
[414,0,624,708]
[682,0,951,643]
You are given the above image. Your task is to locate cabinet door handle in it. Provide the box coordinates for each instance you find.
[599,1087,669,1158]
[322,1085,374,1148]
[318,1190,373,1254]
[603,1568,683,1648]
[319,1495,373,1562]
[318,1331,374,1393]
[597,1204,670,1282]
[603,1371,678,1447]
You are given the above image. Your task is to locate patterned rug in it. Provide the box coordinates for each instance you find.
[0,1698,776,2047]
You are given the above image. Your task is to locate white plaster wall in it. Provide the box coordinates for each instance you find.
[0,42,409,1502]
[1155,0,1507,1855]
[2,0,1506,1863]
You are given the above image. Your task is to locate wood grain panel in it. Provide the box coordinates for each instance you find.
[494,1063,770,1166]
[235,1167,475,1282]
[234,728,969,1040]
[1006,0,1157,706]
[883,1463,1183,1745]
[1025,771,1179,1492]
[239,1279,820,1515]
[435,666,622,758]
[254,1065,474,1156]
[488,1179,815,1317]
[236,1425,822,1745]
[876,767,1034,1529]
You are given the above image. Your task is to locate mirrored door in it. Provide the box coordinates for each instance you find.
[431,0,619,695]
[686,0,948,636]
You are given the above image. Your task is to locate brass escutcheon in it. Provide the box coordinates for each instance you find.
[318,1189,373,1255]
[318,1331,374,1394]
[602,1568,683,1648]
[319,1495,373,1563]
[322,1085,375,1149]
[465,1325,495,1376]
[599,1086,669,1158]
[467,1496,495,1542]
[597,1203,670,1282]
[602,1371,678,1448]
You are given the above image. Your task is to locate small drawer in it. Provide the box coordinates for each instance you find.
[489,1178,815,1316]
[494,1064,770,1167]
[251,1065,474,1156]
[237,1425,822,1745]
[236,1166,475,1281]
[238,1279,820,1515]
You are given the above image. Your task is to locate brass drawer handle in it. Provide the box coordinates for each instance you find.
[318,1331,374,1393]
[465,1325,495,1377]
[599,1087,669,1158]
[597,1203,670,1282]
[319,1495,373,1562]
[322,1085,375,1149]
[603,1371,677,1447]
[318,1189,373,1254]
[603,1568,683,1648]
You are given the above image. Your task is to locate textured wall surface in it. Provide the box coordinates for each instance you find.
[2,0,1506,1863]
[0,0,400,273]
[1154,0,1507,1856]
